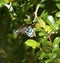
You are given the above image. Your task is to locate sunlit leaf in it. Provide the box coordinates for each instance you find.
[35,22,41,30]
[51,24,59,34]
[25,39,40,49]
[37,17,46,29]
[55,12,60,17]
[45,25,51,32]
[53,37,60,51]
[47,15,55,25]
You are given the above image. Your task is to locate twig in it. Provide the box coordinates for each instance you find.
[47,33,53,47]
[33,4,40,22]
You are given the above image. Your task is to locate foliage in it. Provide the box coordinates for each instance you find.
[0,0,60,63]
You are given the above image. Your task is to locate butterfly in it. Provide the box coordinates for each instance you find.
[15,24,36,37]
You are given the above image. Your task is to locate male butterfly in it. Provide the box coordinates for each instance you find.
[15,25,36,37]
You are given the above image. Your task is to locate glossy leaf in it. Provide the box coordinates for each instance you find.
[47,15,55,25]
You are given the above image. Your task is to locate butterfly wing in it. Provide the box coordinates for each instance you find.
[15,26,36,37]
[26,26,36,37]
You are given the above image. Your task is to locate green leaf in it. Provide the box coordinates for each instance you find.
[47,15,55,25]
[37,17,46,29]
[25,39,40,49]
[56,3,60,10]
[12,1,18,6]
[38,32,45,36]
[51,24,59,33]
[45,25,51,32]
[40,10,48,21]
[39,4,45,8]
[10,30,18,39]
[53,37,60,51]
[56,19,60,26]
[55,12,60,17]
[49,53,57,60]
[54,49,60,58]
[0,0,9,6]
[45,53,57,63]
[38,52,47,60]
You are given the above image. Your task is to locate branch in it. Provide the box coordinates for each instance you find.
[33,4,40,22]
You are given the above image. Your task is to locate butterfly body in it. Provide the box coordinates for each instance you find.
[15,25,36,37]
